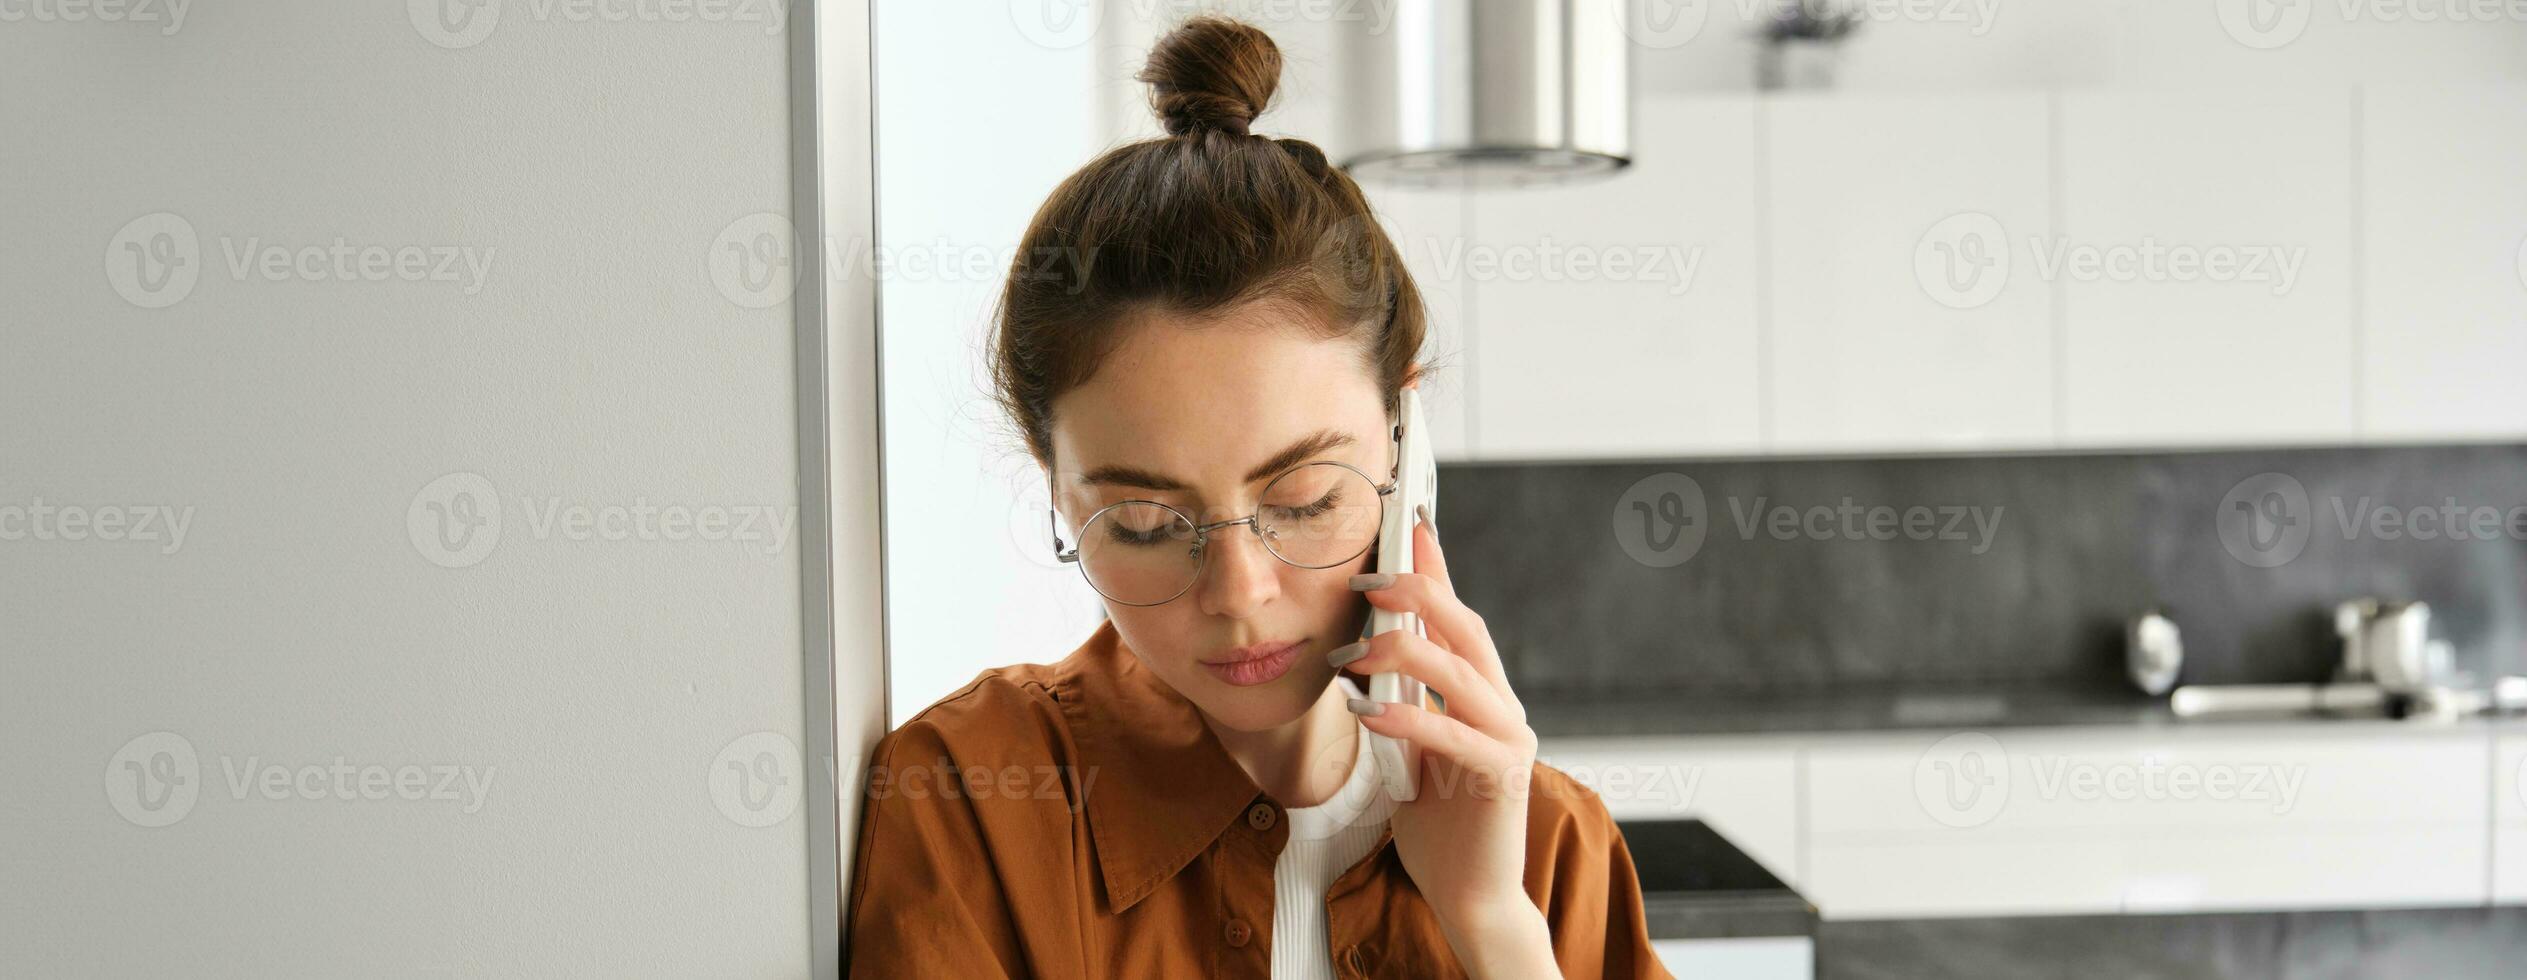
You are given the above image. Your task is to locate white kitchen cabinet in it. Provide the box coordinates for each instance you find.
[1651,937,1813,980]
[1435,85,2522,459]
[1764,93,2056,453]
[1367,180,1477,462]
[2056,89,2357,448]
[1539,736,1802,885]
[1801,725,2487,919]
[1804,837,2133,919]
[1804,730,2134,917]
[2359,82,2527,442]
[1466,94,1762,461]
[2107,727,2487,912]
[2495,726,2527,904]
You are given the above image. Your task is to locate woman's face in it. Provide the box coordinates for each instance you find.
[1047,302,1393,734]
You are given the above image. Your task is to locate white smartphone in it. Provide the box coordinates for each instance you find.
[1362,387,1437,802]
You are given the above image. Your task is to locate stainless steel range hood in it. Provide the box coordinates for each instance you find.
[1339,0,1631,188]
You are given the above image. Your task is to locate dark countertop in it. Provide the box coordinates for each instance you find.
[1615,818,1817,942]
[1530,686,2183,738]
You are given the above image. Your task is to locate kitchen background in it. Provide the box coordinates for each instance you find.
[10,2,2515,975]
[877,0,2527,976]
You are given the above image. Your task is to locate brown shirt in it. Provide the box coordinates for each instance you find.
[844,620,1674,978]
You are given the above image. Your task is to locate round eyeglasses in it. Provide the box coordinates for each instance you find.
[1052,460,1397,607]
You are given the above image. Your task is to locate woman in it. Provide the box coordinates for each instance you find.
[845,16,1668,979]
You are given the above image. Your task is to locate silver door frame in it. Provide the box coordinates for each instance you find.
[791,0,886,974]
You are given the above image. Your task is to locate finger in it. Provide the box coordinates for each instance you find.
[1410,509,1452,593]
[1350,699,1536,796]
[1341,628,1519,731]
[1354,572,1508,690]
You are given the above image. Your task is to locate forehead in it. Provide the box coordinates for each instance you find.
[1048,306,1387,487]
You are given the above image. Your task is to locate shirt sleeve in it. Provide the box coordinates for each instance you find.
[1532,766,1677,980]
[842,720,1031,978]
[1589,818,1674,979]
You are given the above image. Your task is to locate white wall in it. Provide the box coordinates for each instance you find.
[874,0,1111,722]
[2,3,828,976]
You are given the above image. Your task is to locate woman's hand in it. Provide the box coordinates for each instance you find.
[1339,510,1559,978]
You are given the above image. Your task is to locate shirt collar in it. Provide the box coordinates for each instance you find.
[1054,618,1272,914]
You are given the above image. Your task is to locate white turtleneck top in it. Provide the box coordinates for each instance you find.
[1270,675,1402,980]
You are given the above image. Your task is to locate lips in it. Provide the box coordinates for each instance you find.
[1201,640,1305,687]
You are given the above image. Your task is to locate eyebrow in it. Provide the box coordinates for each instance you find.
[1078,428,1358,492]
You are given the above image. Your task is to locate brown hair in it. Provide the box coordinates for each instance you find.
[988,14,1426,468]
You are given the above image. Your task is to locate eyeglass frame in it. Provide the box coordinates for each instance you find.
[1048,434,1402,607]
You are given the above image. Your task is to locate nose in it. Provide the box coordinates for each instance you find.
[1193,521,1281,619]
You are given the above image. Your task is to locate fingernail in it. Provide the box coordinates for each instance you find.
[1346,698,1385,716]
[1327,640,1368,668]
[1349,573,1394,591]
[1415,503,1433,530]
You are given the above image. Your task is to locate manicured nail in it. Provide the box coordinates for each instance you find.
[1327,640,1368,668]
[1415,503,1433,531]
[1346,698,1385,716]
[1349,573,1395,591]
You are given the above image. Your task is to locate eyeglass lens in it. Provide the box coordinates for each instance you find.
[1068,461,1384,605]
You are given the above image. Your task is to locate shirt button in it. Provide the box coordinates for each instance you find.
[1246,802,1277,831]
[1223,919,1251,948]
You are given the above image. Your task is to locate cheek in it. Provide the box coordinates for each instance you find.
[1299,556,1375,633]
[1104,601,1217,673]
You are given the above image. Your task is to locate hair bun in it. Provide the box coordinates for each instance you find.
[1138,15,1280,138]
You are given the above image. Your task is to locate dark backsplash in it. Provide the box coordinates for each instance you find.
[1440,445,2527,700]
